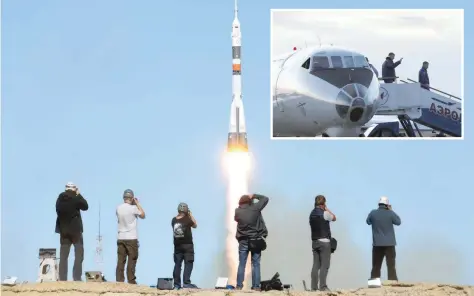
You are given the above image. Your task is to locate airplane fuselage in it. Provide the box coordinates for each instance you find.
[272,46,381,137]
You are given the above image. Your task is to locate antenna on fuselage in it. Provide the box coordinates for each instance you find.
[317,35,321,47]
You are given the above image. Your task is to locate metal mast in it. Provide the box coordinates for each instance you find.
[95,201,103,272]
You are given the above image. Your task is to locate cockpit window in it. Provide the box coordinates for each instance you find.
[354,56,369,67]
[301,58,310,69]
[309,54,369,71]
[311,56,330,70]
[330,56,343,68]
[343,56,355,68]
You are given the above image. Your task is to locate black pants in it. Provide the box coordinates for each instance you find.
[173,244,194,287]
[59,233,84,281]
[311,240,331,290]
[370,246,398,280]
[116,239,139,284]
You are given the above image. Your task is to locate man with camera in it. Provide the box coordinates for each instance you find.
[172,202,198,289]
[116,189,145,284]
[309,195,337,292]
[234,193,269,291]
[55,182,89,281]
[366,196,401,282]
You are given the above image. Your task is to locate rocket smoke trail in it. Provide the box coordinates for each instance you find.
[224,0,251,287]
[224,153,251,286]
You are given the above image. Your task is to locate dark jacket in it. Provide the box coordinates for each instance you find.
[234,194,269,241]
[418,68,430,89]
[55,191,89,235]
[309,207,331,241]
[366,205,401,246]
[381,57,401,83]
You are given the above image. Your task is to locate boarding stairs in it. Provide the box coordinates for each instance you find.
[368,77,462,137]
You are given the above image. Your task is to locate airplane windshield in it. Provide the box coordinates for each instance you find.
[354,56,369,67]
[343,56,355,68]
[311,56,330,70]
[330,56,343,68]
[310,54,369,71]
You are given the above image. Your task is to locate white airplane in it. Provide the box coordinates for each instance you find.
[272,45,382,137]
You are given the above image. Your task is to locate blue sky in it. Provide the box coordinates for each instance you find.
[2,0,473,289]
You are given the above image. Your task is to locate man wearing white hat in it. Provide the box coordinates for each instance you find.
[366,196,401,282]
[55,182,89,281]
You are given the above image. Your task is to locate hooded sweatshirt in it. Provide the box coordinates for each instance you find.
[55,190,89,235]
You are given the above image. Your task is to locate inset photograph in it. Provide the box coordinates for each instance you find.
[271,9,463,138]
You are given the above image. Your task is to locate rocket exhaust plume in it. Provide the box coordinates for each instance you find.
[224,152,251,286]
[223,0,251,287]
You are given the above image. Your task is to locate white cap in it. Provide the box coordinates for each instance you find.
[379,196,389,205]
[65,182,77,191]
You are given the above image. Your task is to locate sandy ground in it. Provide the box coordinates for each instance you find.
[2,281,474,296]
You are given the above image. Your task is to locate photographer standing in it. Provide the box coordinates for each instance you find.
[309,195,336,292]
[366,196,401,282]
[234,193,269,291]
[55,182,89,281]
[116,189,145,284]
[172,203,198,290]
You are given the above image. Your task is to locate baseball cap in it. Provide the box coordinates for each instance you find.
[123,189,134,198]
[65,182,77,191]
[379,196,389,205]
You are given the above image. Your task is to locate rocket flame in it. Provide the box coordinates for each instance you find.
[223,151,252,286]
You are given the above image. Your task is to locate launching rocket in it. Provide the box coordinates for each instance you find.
[227,0,248,152]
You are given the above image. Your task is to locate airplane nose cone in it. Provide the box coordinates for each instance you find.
[309,67,378,124]
[350,98,366,122]
[335,83,372,123]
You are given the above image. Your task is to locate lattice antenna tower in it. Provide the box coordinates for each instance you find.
[95,201,104,272]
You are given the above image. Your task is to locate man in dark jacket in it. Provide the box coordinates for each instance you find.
[234,193,269,290]
[366,196,401,282]
[418,61,430,90]
[381,52,403,83]
[309,195,337,292]
[55,182,89,281]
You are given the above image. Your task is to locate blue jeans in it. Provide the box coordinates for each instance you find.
[236,240,261,289]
